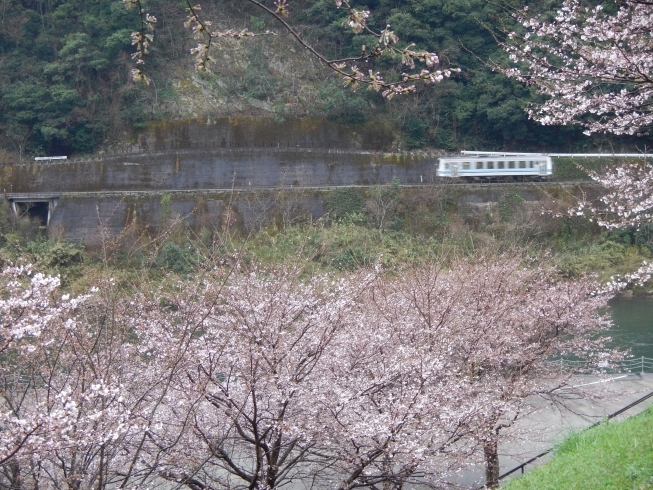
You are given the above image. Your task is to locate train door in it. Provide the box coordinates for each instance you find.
[539,160,547,175]
[451,163,458,177]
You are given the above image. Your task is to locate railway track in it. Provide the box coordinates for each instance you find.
[4,180,597,200]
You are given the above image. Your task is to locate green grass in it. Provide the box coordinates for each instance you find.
[240,222,461,271]
[555,240,652,282]
[504,405,653,490]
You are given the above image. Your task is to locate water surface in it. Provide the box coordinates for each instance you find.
[607,296,653,358]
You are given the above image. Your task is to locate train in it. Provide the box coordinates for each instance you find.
[436,155,553,182]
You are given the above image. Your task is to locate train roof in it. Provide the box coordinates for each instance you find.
[439,155,550,161]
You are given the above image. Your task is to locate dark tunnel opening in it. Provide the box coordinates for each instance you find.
[16,201,49,226]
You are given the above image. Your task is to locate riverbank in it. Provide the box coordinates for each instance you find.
[456,373,653,488]
[502,384,653,489]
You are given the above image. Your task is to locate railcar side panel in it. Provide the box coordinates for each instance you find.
[436,156,553,180]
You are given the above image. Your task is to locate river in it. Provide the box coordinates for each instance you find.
[607,296,653,358]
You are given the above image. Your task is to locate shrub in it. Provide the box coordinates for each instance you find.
[155,242,195,274]
[327,246,368,271]
[39,242,84,269]
[326,188,365,222]
[498,192,524,222]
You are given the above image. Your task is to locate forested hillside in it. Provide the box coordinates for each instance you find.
[0,0,646,158]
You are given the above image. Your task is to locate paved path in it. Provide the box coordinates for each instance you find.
[460,373,653,488]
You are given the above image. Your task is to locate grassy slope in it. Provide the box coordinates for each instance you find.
[504,405,653,490]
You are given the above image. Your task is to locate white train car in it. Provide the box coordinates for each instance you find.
[437,155,553,181]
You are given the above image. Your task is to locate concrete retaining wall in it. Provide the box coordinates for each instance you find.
[1,149,440,193]
[0,118,576,245]
[44,185,556,246]
[47,190,327,246]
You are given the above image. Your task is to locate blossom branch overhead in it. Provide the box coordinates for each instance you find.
[500,0,653,288]
[125,0,459,97]
[123,0,157,85]
[551,157,653,290]
[497,0,653,136]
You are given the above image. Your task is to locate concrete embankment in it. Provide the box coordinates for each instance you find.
[0,118,595,245]
[1,148,440,193]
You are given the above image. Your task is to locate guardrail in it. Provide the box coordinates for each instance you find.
[7,147,446,166]
[34,156,67,161]
[12,148,653,167]
[549,356,653,375]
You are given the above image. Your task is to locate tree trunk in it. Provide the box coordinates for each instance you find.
[484,439,500,489]
[8,459,21,490]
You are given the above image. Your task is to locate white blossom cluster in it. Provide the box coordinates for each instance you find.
[123,0,157,85]
[0,266,139,488]
[502,0,653,135]
[0,255,618,489]
[579,163,653,229]
[566,161,653,291]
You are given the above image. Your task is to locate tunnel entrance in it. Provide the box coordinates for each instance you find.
[8,195,59,228]
[15,201,49,225]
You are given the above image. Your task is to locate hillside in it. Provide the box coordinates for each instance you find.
[1,0,650,160]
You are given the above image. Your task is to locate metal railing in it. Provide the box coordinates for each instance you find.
[549,356,653,375]
[8,146,447,167]
[606,356,653,375]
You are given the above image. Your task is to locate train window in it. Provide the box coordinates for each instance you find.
[476,161,484,169]
[498,161,505,169]
[487,161,494,169]
[529,161,534,168]
[509,161,515,169]
[462,162,470,170]
[445,163,450,169]
[519,161,526,168]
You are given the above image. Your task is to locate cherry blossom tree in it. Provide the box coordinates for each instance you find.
[115,263,478,489]
[500,0,653,136]
[320,266,481,488]
[0,254,619,489]
[0,267,146,489]
[498,1,653,291]
[363,254,615,488]
[123,265,471,490]
[122,0,459,98]
[0,264,220,489]
[98,265,362,489]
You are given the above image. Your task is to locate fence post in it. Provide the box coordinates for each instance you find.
[643,356,645,376]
